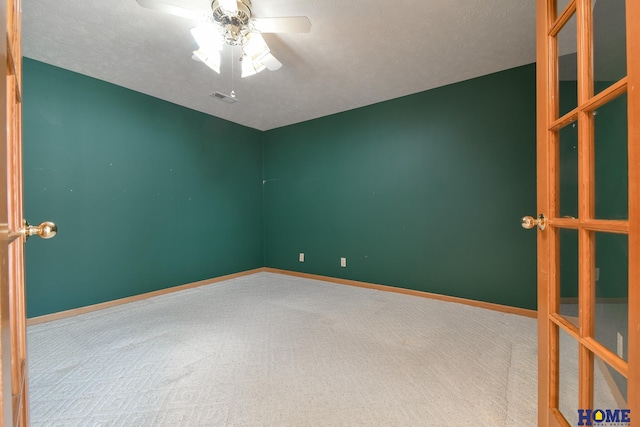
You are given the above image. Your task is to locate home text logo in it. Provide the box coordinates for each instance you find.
[577,409,631,426]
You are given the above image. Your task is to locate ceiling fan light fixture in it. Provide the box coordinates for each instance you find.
[260,53,282,71]
[243,32,269,58]
[193,49,221,74]
[241,54,265,77]
[243,33,274,65]
[138,0,309,78]
[240,33,283,77]
[190,22,223,52]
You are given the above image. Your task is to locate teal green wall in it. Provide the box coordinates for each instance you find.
[262,64,538,310]
[23,59,264,317]
[24,60,542,316]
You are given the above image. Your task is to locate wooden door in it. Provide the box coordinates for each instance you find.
[1,0,28,424]
[535,0,639,425]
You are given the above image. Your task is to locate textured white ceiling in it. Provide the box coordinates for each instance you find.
[23,0,538,131]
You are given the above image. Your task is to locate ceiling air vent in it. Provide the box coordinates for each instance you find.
[211,91,238,104]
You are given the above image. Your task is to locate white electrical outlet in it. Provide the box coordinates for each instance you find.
[595,267,600,281]
[340,257,347,267]
[299,253,305,262]
[617,332,624,358]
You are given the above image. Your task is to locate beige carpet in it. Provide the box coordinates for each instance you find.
[28,272,543,426]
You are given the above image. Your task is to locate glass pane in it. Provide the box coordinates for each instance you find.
[593,354,628,419]
[593,0,627,94]
[557,0,571,19]
[595,94,628,219]
[559,328,579,425]
[559,229,579,326]
[558,12,578,117]
[559,121,578,219]
[595,233,628,362]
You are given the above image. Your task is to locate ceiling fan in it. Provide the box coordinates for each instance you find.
[136,0,311,78]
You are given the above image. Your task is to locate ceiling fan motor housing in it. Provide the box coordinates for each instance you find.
[211,0,253,45]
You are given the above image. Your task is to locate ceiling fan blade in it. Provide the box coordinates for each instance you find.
[218,0,238,14]
[136,0,203,20]
[251,16,311,33]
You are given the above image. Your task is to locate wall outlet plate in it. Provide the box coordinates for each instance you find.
[299,253,304,262]
[340,257,346,267]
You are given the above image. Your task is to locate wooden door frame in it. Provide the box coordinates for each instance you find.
[535,0,554,423]
[627,0,639,422]
[1,0,28,424]
[0,1,14,425]
[536,0,639,425]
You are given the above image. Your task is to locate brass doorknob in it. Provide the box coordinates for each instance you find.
[521,214,546,231]
[24,221,57,240]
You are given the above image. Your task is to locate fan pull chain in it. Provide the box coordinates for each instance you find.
[230,47,236,98]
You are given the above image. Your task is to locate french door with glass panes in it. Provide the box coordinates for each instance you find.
[532,0,639,425]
